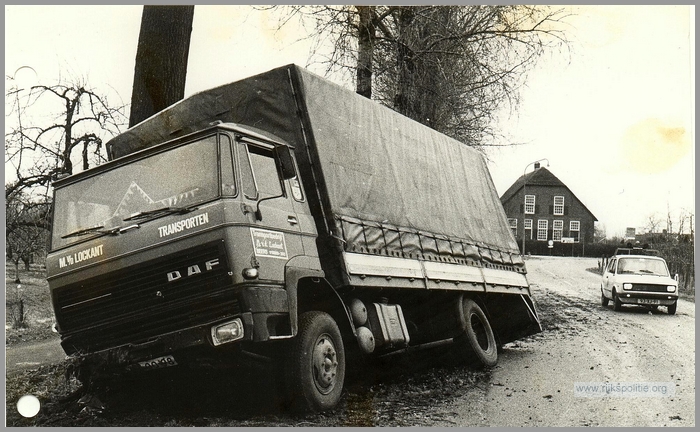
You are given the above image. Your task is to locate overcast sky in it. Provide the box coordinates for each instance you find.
[4,5,695,238]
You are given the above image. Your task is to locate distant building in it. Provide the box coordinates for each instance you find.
[500,166,598,252]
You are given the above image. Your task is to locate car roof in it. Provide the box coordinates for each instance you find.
[614,254,665,261]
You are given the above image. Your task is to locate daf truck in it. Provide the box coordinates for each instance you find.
[47,64,541,411]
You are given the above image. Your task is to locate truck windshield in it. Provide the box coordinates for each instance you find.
[51,136,219,249]
[617,257,669,276]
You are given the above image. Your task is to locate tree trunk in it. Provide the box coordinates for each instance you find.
[13,259,21,283]
[129,5,195,127]
[393,7,415,117]
[356,6,375,99]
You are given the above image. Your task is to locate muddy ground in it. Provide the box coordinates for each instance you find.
[5,256,695,426]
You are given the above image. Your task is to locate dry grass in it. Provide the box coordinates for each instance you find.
[5,261,56,345]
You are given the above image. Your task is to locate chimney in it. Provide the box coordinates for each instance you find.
[534,162,541,169]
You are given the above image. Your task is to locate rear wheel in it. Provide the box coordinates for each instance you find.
[667,301,677,315]
[601,290,609,307]
[612,290,622,311]
[454,299,497,368]
[284,311,345,412]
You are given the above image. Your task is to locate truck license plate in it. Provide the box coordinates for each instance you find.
[638,298,660,305]
[138,355,177,370]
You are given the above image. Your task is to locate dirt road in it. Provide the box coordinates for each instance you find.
[6,337,65,375]
[432,256,695,427]
[5,256,695,426]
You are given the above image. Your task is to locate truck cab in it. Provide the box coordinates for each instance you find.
[47,123,318,364]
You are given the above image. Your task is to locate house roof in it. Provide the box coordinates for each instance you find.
[499,167,598,221]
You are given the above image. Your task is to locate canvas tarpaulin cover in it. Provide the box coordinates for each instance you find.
[106,64,524,271]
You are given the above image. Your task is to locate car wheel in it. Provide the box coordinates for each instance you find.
[454,298,498,368]
[667,301,677,315]
[601,290,609,307]
[612,289,622,312]
[284,311,345,412]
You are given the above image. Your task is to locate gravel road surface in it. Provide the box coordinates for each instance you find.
[6,256,694,426]
[431,256,694,427]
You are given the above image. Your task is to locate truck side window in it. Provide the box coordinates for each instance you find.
[239,142,257,199]
[220,134,236,196]
[249,145,284,197]
[289,157,304,202]
[239,142,284,199]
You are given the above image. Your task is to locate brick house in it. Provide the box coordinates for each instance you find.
[500,166,597,253]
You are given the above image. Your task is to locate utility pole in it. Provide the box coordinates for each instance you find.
[521,158,549,257]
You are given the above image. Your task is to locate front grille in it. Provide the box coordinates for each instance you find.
[630,284,669,293]
[54,241,239,353]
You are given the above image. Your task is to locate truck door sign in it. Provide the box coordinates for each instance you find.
[250,228,288,259]
[58,244,104,268]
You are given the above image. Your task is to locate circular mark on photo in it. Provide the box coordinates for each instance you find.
[17,395,41,418]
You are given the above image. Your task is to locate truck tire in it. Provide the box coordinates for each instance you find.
[667,301,677,315]
[612,290,622,311]
[285,311,345,412]
[454,299,497,368]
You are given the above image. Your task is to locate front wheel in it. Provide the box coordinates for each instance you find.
[667,301,677,315]
[612,290,622,312]
[285,311,345,412]
[454,298,498,368]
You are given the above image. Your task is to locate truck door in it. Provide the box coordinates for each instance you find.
[237,138,303,281]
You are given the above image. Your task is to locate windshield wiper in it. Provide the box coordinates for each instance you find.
[123,205,198,222]
[61,225,120,239]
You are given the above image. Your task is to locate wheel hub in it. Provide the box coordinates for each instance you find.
[313,334,338,394]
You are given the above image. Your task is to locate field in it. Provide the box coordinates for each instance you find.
[5,261,56,346]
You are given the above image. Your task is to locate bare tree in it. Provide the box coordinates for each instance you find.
[5,75,127,270]
[5,188,49,282]
[5,76,127,199]
[129,5,195,128]
[593,223,607,243]
[264,5,570,148]
[645,213,662,235]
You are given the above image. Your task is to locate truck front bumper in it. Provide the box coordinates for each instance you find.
[78,312,256,368]
[68,285,292,370]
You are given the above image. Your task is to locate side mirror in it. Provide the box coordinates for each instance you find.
[274,145,296,180]
[674,274,679,281]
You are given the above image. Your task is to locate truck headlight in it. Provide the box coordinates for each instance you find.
[667,285,676,292]
[242,267,259,279]
[211,318,244,346]
[623,283,633,290]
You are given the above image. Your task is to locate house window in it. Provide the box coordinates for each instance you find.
[524,195,535,214]
[508,218,518,238]
[553,196,564,216]
[537,219,548,241]
[570,220,580,242]
[553,219,563,241]
[524,219,533,240]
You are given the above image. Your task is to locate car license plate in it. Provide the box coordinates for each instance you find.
[138,355,177,370]
[638,298,660,305]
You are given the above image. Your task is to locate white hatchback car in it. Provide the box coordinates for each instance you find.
[601,253,679,314]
